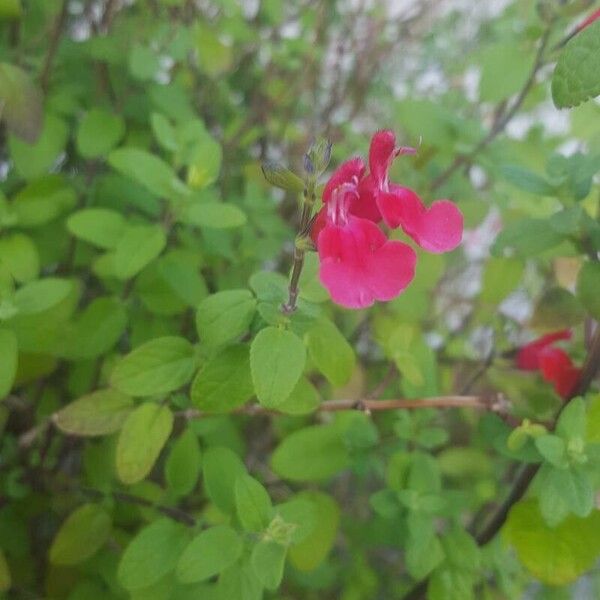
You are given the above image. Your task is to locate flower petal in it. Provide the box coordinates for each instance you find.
[368,130,396,187]
[351,175,382,222]
[322,157,365,203]
[317,216,416,309]
[538,347,581,399]
[515,330,573,371]
[377,187,463,253]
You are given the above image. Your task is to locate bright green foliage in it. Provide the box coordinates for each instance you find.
[250,326,306,407]
[505,500,600,585]
[176,525,243,583]
[110,336,196,396]
[552,20,600,108]
[118,519,190,591]
[116,403,174,484]
[53,389,133,436]
[2,2,600,598]
[49,504,111,566]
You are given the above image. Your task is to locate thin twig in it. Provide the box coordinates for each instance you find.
[40,0,69,93]
[429,23,554,192]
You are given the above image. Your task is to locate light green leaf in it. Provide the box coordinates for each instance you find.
[203,446,246,515]
[218,563,263,600]
[0,233,39,282]
[271,423,349,482]
[492,218,564,258]
[116,403,174,484]
[118,518,190,591]
[552,20,600,108]
[505,500,600,585]
[276,376,320,415]
[0,62,42,142]
[577,261,600,320]
[176,525,242,583]
[9,114,68,180]
[261,162,305,194]
[306,319,355,387]
[235,474,273,532]
[53,389,133,436]
[288,491,339,572]
[250,326,306,408]
[196,289,256,348]
[13,278,72,315]
[183,200,246,229]
[165,428,202,497]
[190,344,254,413]
[0,328,17,399]
[481,257,523,304]
[111,336,196,397]
[109,147,190,199]
[76,108,125,158]
[113,224,166,280]
[67,208,127,249]
[128,44,161,81]
[500,165,554,195]
[535,434,568,469]
[49,504,111,566]
[250,540,286,591]
[11,175,76,227]
[479,42,533,102]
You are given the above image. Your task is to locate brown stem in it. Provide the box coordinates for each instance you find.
[40,0,69,93]
[430,23,553,192]
[179,393,516,421]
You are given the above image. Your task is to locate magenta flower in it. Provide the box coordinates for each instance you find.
[311,130,463,309]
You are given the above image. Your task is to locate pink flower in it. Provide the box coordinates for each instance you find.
[358,130,463,253]
[515,330,581,399]
[575,8,600,33]
[313,157,416,309]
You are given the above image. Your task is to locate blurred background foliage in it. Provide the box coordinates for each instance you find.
[0,0,600,599]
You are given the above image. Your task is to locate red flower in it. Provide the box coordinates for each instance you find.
[516,330,581,399]
[311,130,463,309]
[575,8,600,33]
[313,157,416,309]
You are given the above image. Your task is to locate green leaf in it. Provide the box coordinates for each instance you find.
[480,257,523,304]
[235,474,273,532]
[218,563,263,600]
[183,200,247,229]
[129,44,161,81]
[76,109,125,158]
[11,175,76,227]
[0,329,17,399]
[190,344,254,413]
[165,428,202,497]
[60,297,127,360]
[0,233,39,282]
[13,277,72,315]
[556,397,587,440]
[113,224,166,280]
[109,147,190,199]
[111,336,196,397]
[250,326,306,408]
[194,25,233,78]
[288,491,340,572]
[261,162,305,193]
[271,423,350,482]
[577,261,600,320]
[500,165,554,195]
[276,376,320,415]
[405,514,444,579]
[306,319,355,387]
[157,250,208,306]
[428,566,475,600]
[586,394,600,443]
[116,403,174,484]
[492,218,564,258]
[67,208,127,249]
[196,290,256,348]
[151,112,178,152]
[535,434,568,468]
[505,500,600,585]
[0,548,10,593]
[203,446,247,514]
[49,504,111,566]
[53,389,133,436]
[250,541,286,591]
[118,518,190,591]
[552,20,600,108]
[0,62,43,142]
[176,525,243,583]
[9,114,68,180]
[479,42,533,102]
[530,288,585,330]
